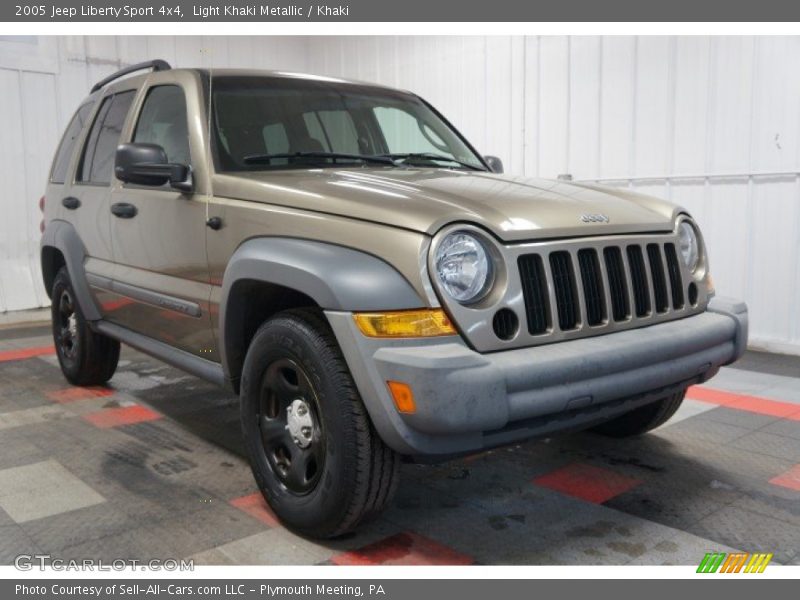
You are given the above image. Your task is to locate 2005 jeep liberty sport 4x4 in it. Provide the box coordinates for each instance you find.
[41,60,748,538]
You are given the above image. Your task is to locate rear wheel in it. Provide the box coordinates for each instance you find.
[51,267,120,386]
[589,391,686,437]
[240,308,399,538]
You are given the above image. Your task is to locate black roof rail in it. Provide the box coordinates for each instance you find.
[90,59,172,93]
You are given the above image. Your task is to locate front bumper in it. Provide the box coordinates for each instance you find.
[326,296,748,456]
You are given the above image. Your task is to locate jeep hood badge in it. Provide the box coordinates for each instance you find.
[580,213,610,223]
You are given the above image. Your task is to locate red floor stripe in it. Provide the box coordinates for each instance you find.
[82,405,161,428]
[0,345,55,362]
[533,463,642,504]
[229,493,280,528]
[332,532,474,566]
[687,386,800,420]
[769,464,800,492]
[47,386,115,404]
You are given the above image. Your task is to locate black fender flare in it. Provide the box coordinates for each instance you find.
[40,220,102,321]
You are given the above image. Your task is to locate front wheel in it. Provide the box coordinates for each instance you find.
[589,390,686,437]
[240,308,399,538]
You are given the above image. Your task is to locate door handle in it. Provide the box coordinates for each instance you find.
[110,203,138,219]
[62,197,81,210]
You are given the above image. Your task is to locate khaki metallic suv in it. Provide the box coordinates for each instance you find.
[41,60,748,538]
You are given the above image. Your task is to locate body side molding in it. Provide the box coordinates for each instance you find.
[86,273,203,318]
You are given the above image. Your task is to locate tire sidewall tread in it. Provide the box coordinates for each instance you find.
[240,308,398,538]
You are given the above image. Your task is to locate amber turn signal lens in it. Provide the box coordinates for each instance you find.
[706,273,715,295]
[353,309,456,338]
[387,381,416,414]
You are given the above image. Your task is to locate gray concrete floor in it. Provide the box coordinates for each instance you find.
[0,323,798,566]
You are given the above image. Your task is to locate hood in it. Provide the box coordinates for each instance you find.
[213,168,681,242]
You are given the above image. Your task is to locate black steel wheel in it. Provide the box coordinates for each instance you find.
[240,308,400,538]
[50,267,120,386]
[258,358,326,495]
[54,287,80,369]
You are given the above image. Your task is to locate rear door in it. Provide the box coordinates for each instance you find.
[68,89,137,312]
[106,78,215,358]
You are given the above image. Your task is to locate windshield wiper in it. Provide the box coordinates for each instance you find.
[243,152,396,166]
[380,152,486,171]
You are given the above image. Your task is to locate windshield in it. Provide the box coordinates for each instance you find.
[210,75,487,172]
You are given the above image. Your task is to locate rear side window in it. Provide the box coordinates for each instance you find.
[133,85,191,165]
[78,90,135,184]
[50,102,95,183]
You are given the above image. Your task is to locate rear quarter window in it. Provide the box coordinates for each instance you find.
[50,102,95,184]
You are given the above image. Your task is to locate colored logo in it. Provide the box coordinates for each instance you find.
[697,552,773,573]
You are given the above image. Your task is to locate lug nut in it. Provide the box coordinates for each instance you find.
[297,405,307,416]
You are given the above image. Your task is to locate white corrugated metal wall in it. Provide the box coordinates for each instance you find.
[1,36,799,354]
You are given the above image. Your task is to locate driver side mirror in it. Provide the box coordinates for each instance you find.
[115,143,193,193]
[484,155,504,174]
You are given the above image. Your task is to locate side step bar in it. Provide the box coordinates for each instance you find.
[93,320,226,388]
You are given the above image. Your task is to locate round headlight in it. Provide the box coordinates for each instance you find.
[434,231,493,304]
[678,221,700,272]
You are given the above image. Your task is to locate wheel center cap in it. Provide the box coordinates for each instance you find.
[286,398,314,449]
[68,314,78,338]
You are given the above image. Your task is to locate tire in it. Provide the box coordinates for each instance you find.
[589,391,686,437]
[240,308,399,538]
[51,267,120,386]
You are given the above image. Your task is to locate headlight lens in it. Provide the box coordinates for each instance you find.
[678,221,700,272]
[435,231,493,303]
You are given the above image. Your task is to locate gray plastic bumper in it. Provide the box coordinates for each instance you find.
[326,296,748,456]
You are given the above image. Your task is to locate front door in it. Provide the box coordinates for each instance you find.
[107,83,215,359]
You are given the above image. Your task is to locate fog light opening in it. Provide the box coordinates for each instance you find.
[492,308,519,341]
[688,282,698,306]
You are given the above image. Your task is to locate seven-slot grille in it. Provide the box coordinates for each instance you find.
[519,242,686,335]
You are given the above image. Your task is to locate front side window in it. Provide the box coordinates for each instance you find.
[374,106,449,156]
[133,85,191,166]
[50,101,95,183]
[78,90,135,184]
[211,76,485,172]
